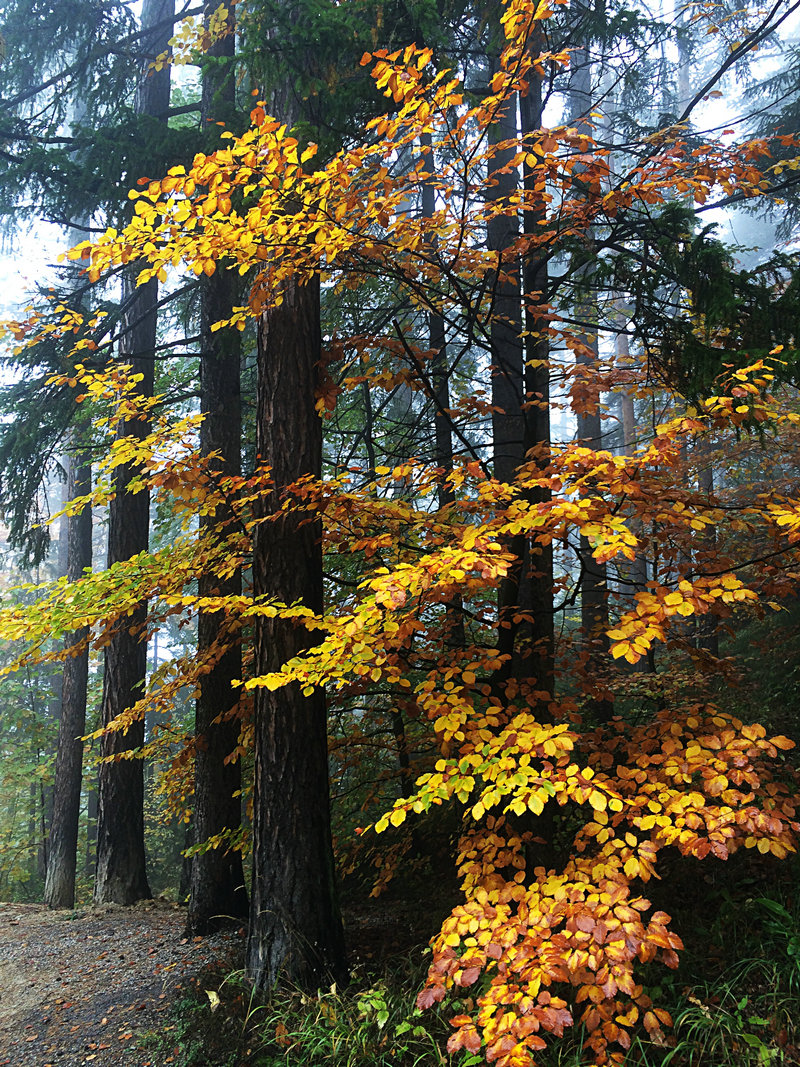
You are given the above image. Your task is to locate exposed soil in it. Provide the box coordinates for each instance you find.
[0,901,244,1067]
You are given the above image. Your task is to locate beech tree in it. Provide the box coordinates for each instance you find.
[2,1,800,1062]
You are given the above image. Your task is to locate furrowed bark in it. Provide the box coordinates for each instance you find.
[246,274,347,990]
[94,0,173,904]
[185,0,248,936]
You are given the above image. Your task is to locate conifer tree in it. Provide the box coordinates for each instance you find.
[43,435,92,908]
[185,0,248,933]
[94,0,174,905]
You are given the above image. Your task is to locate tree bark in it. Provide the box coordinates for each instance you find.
[617,324,650,671]
[421,134,464,649]
[246,273,347,991]
[520,54,554,698]
[568,31,612,718]
[93,272,155,905]
[94,0,173,905]
[85,776,98,876]
[44,444,92,908]
[481,29,556,698]
[486,70,528,685]
[184,0,248,936]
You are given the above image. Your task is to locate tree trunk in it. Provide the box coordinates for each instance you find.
[696,456,719,656]
[486,68,528,686]
[246,273,347,991]
[520,54,554,699]
[421,136,464,649]
[85,776,98,876]
[185,0,248,936]
[617,325,650,673]
[568,32,612,719]
[44,444,92,908]
[185,275,248,929]
[93,275,156,905]
[95,0,173,905]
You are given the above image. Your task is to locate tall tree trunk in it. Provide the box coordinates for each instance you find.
[44,443,92,908]
[39,472,71,880]
[246,7,346,987]
[94,271,155,904]
[186,3,248,931]
[520,51,554,699]
[486,67,528,687]
[421,135,464,650]
[246,273,347,990]
[617,326,650,644]
[568,30,611,718]
[94,0,173,904]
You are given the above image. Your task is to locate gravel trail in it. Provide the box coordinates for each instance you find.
[0,901,244,1067]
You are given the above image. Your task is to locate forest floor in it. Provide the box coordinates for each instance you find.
[0,900,245,1067]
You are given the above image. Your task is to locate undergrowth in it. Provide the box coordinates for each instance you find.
[136,854,800,1066]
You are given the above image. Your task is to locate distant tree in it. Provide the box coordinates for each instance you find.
[43,436,92,908]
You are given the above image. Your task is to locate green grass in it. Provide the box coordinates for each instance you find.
[137,850,800,1067]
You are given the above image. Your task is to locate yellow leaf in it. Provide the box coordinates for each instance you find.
[770,735,794,750]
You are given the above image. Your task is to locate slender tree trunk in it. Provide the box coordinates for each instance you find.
[94,0,173,904]
[34,470,71,881]
[29,782,37,878]
[246,273,347,991]
[186,283,247,928]
[520,54,554,699]
[185,0,248,936]
[44,444,92,908]
[486,69,527,685]
[618,330,649,581]
[421,134,464,649]
[39,476,71,880]
[568,32,612,718]
[696,456,719,655]
[85,776,97,876]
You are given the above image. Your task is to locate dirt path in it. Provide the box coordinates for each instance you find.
[0,901,244,1067]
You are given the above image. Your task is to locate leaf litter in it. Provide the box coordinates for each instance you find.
[0,900,244,1066]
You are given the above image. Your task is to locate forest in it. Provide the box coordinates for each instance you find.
[1,0,800,1064]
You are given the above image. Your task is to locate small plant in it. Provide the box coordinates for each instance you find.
[753,897,800,995]
[244,955,456,1067]
[658,990,782,1067]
